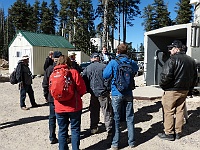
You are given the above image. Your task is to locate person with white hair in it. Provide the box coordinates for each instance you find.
[16,55,39,110]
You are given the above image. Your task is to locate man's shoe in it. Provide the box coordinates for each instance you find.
[50,138,58,144]
[111,146,119,150]
[91,127,99,134]
[175,133,182,140]
[158,133,174,141]
[129,145,136,148]
[31,103,41,108]
[21,107,30,110]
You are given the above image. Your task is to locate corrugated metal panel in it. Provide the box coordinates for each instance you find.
[10,31,75,49]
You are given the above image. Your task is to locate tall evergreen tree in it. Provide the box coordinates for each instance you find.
[142,5,155,31]
[175,0,193,24]
[152,0,172,29]
[32,0,41,32]
[8,0,30,31]
[40,1,53,34]
[0,8,5,56]
[49,0,58,34]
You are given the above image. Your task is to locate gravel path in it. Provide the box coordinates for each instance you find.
[0,74,200,150]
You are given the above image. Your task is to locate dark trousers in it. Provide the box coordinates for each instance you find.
[89,93,113,132]
[20,84,36,107]
[49,102,57,141]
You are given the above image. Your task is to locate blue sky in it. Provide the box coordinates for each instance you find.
[0,0,181,49]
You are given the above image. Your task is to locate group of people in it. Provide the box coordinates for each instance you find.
[14,40,198,150]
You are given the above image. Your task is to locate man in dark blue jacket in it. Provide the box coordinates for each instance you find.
[103,43,138,149]
[158,40,197,141]
[82,52,113,135]
[16,55,39,110]
[42,51,66,144]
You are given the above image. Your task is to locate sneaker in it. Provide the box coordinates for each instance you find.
[129,145,136,148]
[111,146,118,150]
[50,138,58,144]
[91,127,99,134]
[21,107,30,110]
[175,133,182,140]
[158,133,174,141]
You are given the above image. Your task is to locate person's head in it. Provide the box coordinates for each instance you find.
[117,43,128,54]
[102,46,107,54]
[69,52,76,61]
[90,52,100,62]
[49,51,54,58]
[21,55,29,64]
[167,40,183,55]
[57,55,72,68]
[52,51,62,62]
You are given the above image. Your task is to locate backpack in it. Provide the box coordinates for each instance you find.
[49,65,75,101]
[114,58,134,92]
[10,69,18,85]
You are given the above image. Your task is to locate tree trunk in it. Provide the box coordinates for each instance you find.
[102,0,108,47]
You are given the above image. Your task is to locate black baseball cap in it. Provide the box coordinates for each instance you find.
[167,40,183,49]
[53,51,62,58]
[90,52,99,58]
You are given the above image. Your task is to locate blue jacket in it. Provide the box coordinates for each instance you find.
[103,54,139,96]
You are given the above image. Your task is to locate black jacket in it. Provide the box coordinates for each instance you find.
[159,52,197,91]
[42,63,56,102]
[16,61,32,85]
[43,57,53,71]
[99,52,112,64]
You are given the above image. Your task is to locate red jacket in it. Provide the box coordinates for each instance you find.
[54,65,86,113]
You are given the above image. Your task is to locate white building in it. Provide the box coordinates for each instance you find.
[9,30,75,75]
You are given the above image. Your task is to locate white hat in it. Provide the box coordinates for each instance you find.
[21,55,29,60]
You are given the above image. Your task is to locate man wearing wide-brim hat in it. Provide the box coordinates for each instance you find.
[68,52,82,73]
[15,55,40,110]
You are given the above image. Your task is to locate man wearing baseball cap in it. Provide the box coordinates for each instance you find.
[158,40,198,141]
[82,52,113,136]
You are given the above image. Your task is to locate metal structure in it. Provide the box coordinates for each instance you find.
[144,0,200,86]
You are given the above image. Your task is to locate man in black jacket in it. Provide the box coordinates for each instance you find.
[158,40,198,141]
[42,51,64,144]
[99,46,112,64]
[16,55,39,110]
[82,53,113,135]
[43,51,54,71]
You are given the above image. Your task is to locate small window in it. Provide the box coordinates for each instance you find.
[16,51,21,57]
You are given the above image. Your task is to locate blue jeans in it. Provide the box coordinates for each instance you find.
[56,110,82,150]
[49,102,57,141]
[20,84,36,107]
[111,96,135,147]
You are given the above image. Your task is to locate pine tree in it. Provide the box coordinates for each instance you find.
[40,1,52,34]
[49,0,58,34]
[152,0,172,29]
[0,8,5,56]
[32,0,41,32]
[142,5,155,31]
[175,0,193,24]
[8,0,30,30]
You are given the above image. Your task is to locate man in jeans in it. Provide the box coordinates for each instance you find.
[103,43,138,150]
[82,53,113,135]
[16,55,39,110]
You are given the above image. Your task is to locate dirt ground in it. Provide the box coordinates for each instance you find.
[0,73,200,150]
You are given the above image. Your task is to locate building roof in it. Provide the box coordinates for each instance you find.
[10,30,75,49]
